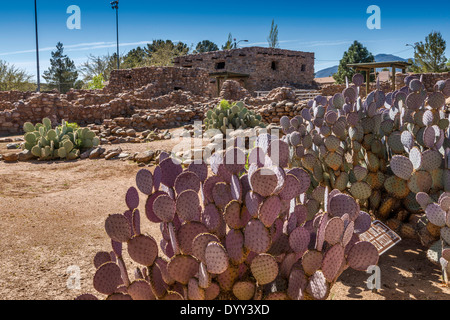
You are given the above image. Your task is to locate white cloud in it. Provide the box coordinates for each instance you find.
[0,41,151,56]
[303,40,353,47]
[243,40,302,47]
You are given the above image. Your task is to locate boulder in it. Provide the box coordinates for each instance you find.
[104,147,122,160]
[6,143,20,150]
[135,150,156,163]
[80,148,94,159]
[89,147,106,159]
[126,129,137,137]
[2,152,19,162]
[18,150,35,161]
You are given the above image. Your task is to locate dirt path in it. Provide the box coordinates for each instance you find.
[0,137,449,300]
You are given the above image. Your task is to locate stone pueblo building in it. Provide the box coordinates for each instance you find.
[173,47,315,96]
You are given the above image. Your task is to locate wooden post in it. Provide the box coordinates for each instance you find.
[366,69,370,97]
[216,77,221,97]
[391,65,396,91]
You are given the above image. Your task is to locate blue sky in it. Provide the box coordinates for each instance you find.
[0,0,449,82]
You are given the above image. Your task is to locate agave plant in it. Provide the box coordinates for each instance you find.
[76,136,379,300]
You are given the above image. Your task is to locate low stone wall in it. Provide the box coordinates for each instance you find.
[98,86,308,133]
[0,93,133,134]
[249,101,306,124]
[0,91,33,103]
[321,72,450,97]
[0,91,211,135]
[0,91,33,111]
[66,91,115,105]
[0,66,213,135]
[320,82,392,97]
[105,66,210,97]
[101,100,306,134]
[396,72,450,92]
[0,77,307,136]
[104,106,208,132]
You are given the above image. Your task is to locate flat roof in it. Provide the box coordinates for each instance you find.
[174,47,315,60]
[347,61,411,69]
[209,71,250,78]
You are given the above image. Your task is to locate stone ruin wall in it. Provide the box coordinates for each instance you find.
[395,72,450,92]
[320,82,393,97]
[0,67,211,135]
[0,82,308,137]
[0,52,317,136]
[106,67,210,96]
[320,72,450,97]
[98,86,309,135]
[173,47,316,95]
[3,63,450,137]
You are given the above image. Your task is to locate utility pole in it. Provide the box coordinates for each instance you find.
[34,0,41,92]
[111,1,120,69]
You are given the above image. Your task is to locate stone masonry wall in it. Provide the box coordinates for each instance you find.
[105,66,210,97]
[395,72,450,92]
[320,82,393,97]
[0,93,133,134]
[320,72,450,97]
[0,67,211,135]
[173,47,315,94]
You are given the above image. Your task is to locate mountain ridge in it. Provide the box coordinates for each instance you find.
[315,54,409,78]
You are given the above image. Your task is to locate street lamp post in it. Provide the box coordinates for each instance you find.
[406,43,419,56]
[406,43,419,70]
[34,0,40,92]
[234,39,249,49]
[111,1,120,69]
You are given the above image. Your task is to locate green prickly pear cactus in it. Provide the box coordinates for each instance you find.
[21,118,100,161]
[204,100,266,134]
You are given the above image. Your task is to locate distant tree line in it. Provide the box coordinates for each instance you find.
[0,20,282,93]
[0,38,225,93]
[4,26,446,92]
[333,31,448,84]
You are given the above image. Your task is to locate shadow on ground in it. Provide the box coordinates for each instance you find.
[337,239,450,300]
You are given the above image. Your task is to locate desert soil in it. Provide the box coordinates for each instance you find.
[0,133,449,300]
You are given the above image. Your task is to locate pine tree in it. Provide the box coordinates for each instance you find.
[43,42,78,93]
[194,40,219,53]
[333,41,375,84]
[410,31,448,72]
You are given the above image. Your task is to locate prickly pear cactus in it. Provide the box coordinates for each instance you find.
[77,138,379,300]
[280,76,450,246]
[204,100,266,134]
[417,191,450,284]
[280,75,388,225]
[22,118,99,161]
